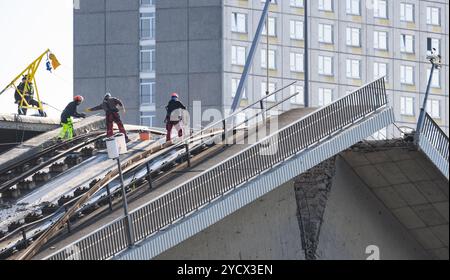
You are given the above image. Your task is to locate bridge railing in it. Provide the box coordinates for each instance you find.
[418,113,449,179]
[46,78,388,260]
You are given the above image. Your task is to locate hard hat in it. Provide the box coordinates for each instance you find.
[74,95,84,103]
[105,92,112,99]
[171,92,178,98]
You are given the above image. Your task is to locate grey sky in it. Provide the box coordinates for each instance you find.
[0,0,73,118]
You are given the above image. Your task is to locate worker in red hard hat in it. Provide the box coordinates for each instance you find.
[85,92,129,142]
[58,95,86,140]
[165,92,186,142]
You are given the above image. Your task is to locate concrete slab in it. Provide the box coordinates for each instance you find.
[396,159,431,182]
[433,180,449,198]
[427,248,449,260]
[411,228,444,249]
[364,151,391,164]
[414,181,447,203]
[354,165,390,188]
[415,157,445,180]
[393,183,428,206]
[0,114,60,132]
[374,162,409,185]
[430,225,449,247]
[384,148,413,162]
[373,187,408,209]
[341,150,371,167]
[392,207,426,229]
[432,202,449,222]
[412,204,447,227]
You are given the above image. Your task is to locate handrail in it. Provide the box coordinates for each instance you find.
[45,78,388,260]
[420,113,449,161]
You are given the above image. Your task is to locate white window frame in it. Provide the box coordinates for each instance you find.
[400,3,414,22]
[400,65,414,85]
[262,17,277,37]
[318,23,333,44]
[400,96,414,116]
[290,20,304,40]
[400,34,415,53]
[232,45,246,66]
[318,0,333,11]
[427,68,440,88]
[346,59,361,79]
[140,13,155,40]
[346,0,360,15]
[426,99,441,119]
[231,12,247,33]
[261,82,277,102]
[140,48,155,72]
[426,7,440,26]
[318,55,333,76]
[261,49,276,70]
[290,52,304,73]
[140,80,154,105]
[373,31,388,50]
[427,38,440,54]
[373,62,388,82]
[231,78,247,99]
[318,88,333,106]
[290,0,304,8]
[346,27,361,47]
[373,0,388,19]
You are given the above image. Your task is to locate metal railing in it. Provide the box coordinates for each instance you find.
[417,113,449,179]
[46,78,388,260]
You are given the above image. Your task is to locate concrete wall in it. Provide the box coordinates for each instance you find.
[316,155,431,260]
[156,180,305,260]
[74,0,140,124]
[155,0,223,126]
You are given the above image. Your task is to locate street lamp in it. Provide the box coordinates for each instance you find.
[415,47,442,142]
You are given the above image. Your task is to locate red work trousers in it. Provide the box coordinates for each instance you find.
[166,121,183,142]
[106,112,128,139]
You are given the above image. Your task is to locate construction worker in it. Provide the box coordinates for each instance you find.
[165,92,186,142]
[58,95,86,140]
[14,75,46,116]
[85,92,130,142]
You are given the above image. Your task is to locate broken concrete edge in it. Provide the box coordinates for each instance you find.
[0,116,106,173]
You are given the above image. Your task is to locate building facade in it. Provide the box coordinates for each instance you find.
[156,0,448,137]
[74,0,156,126]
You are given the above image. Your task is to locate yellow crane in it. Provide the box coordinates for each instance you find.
[0,49,60,116]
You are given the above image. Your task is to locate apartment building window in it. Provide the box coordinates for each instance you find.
[426,7,440,26]
[373,0,388,19]
[231,78,247,99]
[400,34,414,53]
[346,27,360,47]
[373,62,388,81]
[346,59,360,79]
[290,52,304,72]
[231,12,247,33]
[140,80,154,105]
[426,99,441,119]
[400,96,414,116]
[140,13,155,39]
[262,17,276,37]
[290,20,304,40]
[290,85,304,105]
[318,0,333,11]
[346,0,360,15]
[318,55,333,75]
[400,65,414,84]
[140,0,153,5]
[427,68,440,88]
[232,46,246,65]
[400,3,414,22]
[373,31,388,50]
[262,82,276,102]
[290,0,304,8]
[318,88,333,106]
[261,0,277,3]
[261,49,276,69]
[318,23,333,44]
[140,47,155,72]
[427,37,440,54]
[140,111,155,127]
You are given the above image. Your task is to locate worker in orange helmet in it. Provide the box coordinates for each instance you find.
[165,92,186,142]
[58,95,86,140]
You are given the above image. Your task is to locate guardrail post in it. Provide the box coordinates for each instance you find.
[260,100,265,124]
[185,143,191,167]
[146,162,153,189]
[105,184,113,212]
[222,120,226,143]
[117,158,134,247]
[22,229,28,248]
